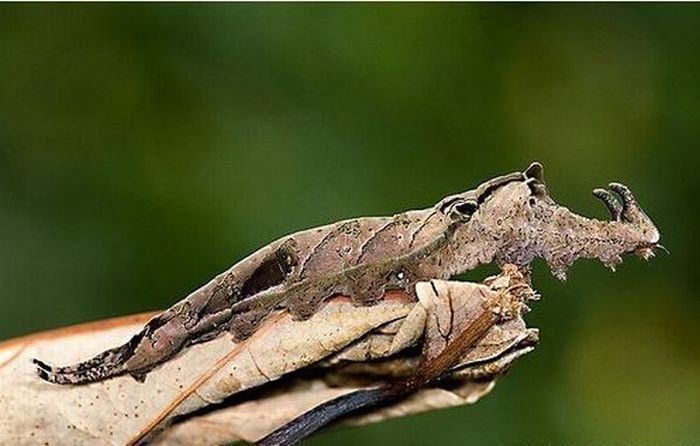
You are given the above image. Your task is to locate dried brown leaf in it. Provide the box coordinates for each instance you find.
[0,274,537,446]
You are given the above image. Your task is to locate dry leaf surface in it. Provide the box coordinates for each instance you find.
[0,274,536,445]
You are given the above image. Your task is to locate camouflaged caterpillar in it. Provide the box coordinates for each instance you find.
[34,162,661,386]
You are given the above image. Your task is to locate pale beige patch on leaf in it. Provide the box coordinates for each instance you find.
[0,299,413,446]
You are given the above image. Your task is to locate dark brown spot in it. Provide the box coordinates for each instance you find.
[454,201,478,216]
[241,247,297,297]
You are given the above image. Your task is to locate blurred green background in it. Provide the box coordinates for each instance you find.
[1,4,698,445]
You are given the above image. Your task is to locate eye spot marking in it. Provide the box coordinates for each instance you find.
[454,201,478,216]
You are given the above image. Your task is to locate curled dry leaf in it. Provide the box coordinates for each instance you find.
[0,270,537,445]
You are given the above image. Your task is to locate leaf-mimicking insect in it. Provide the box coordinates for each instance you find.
[32,162,661,444]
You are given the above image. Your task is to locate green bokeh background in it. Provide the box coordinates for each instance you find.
[1,4,698,445]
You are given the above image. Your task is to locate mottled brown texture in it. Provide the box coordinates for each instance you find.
[33,162,660,385]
